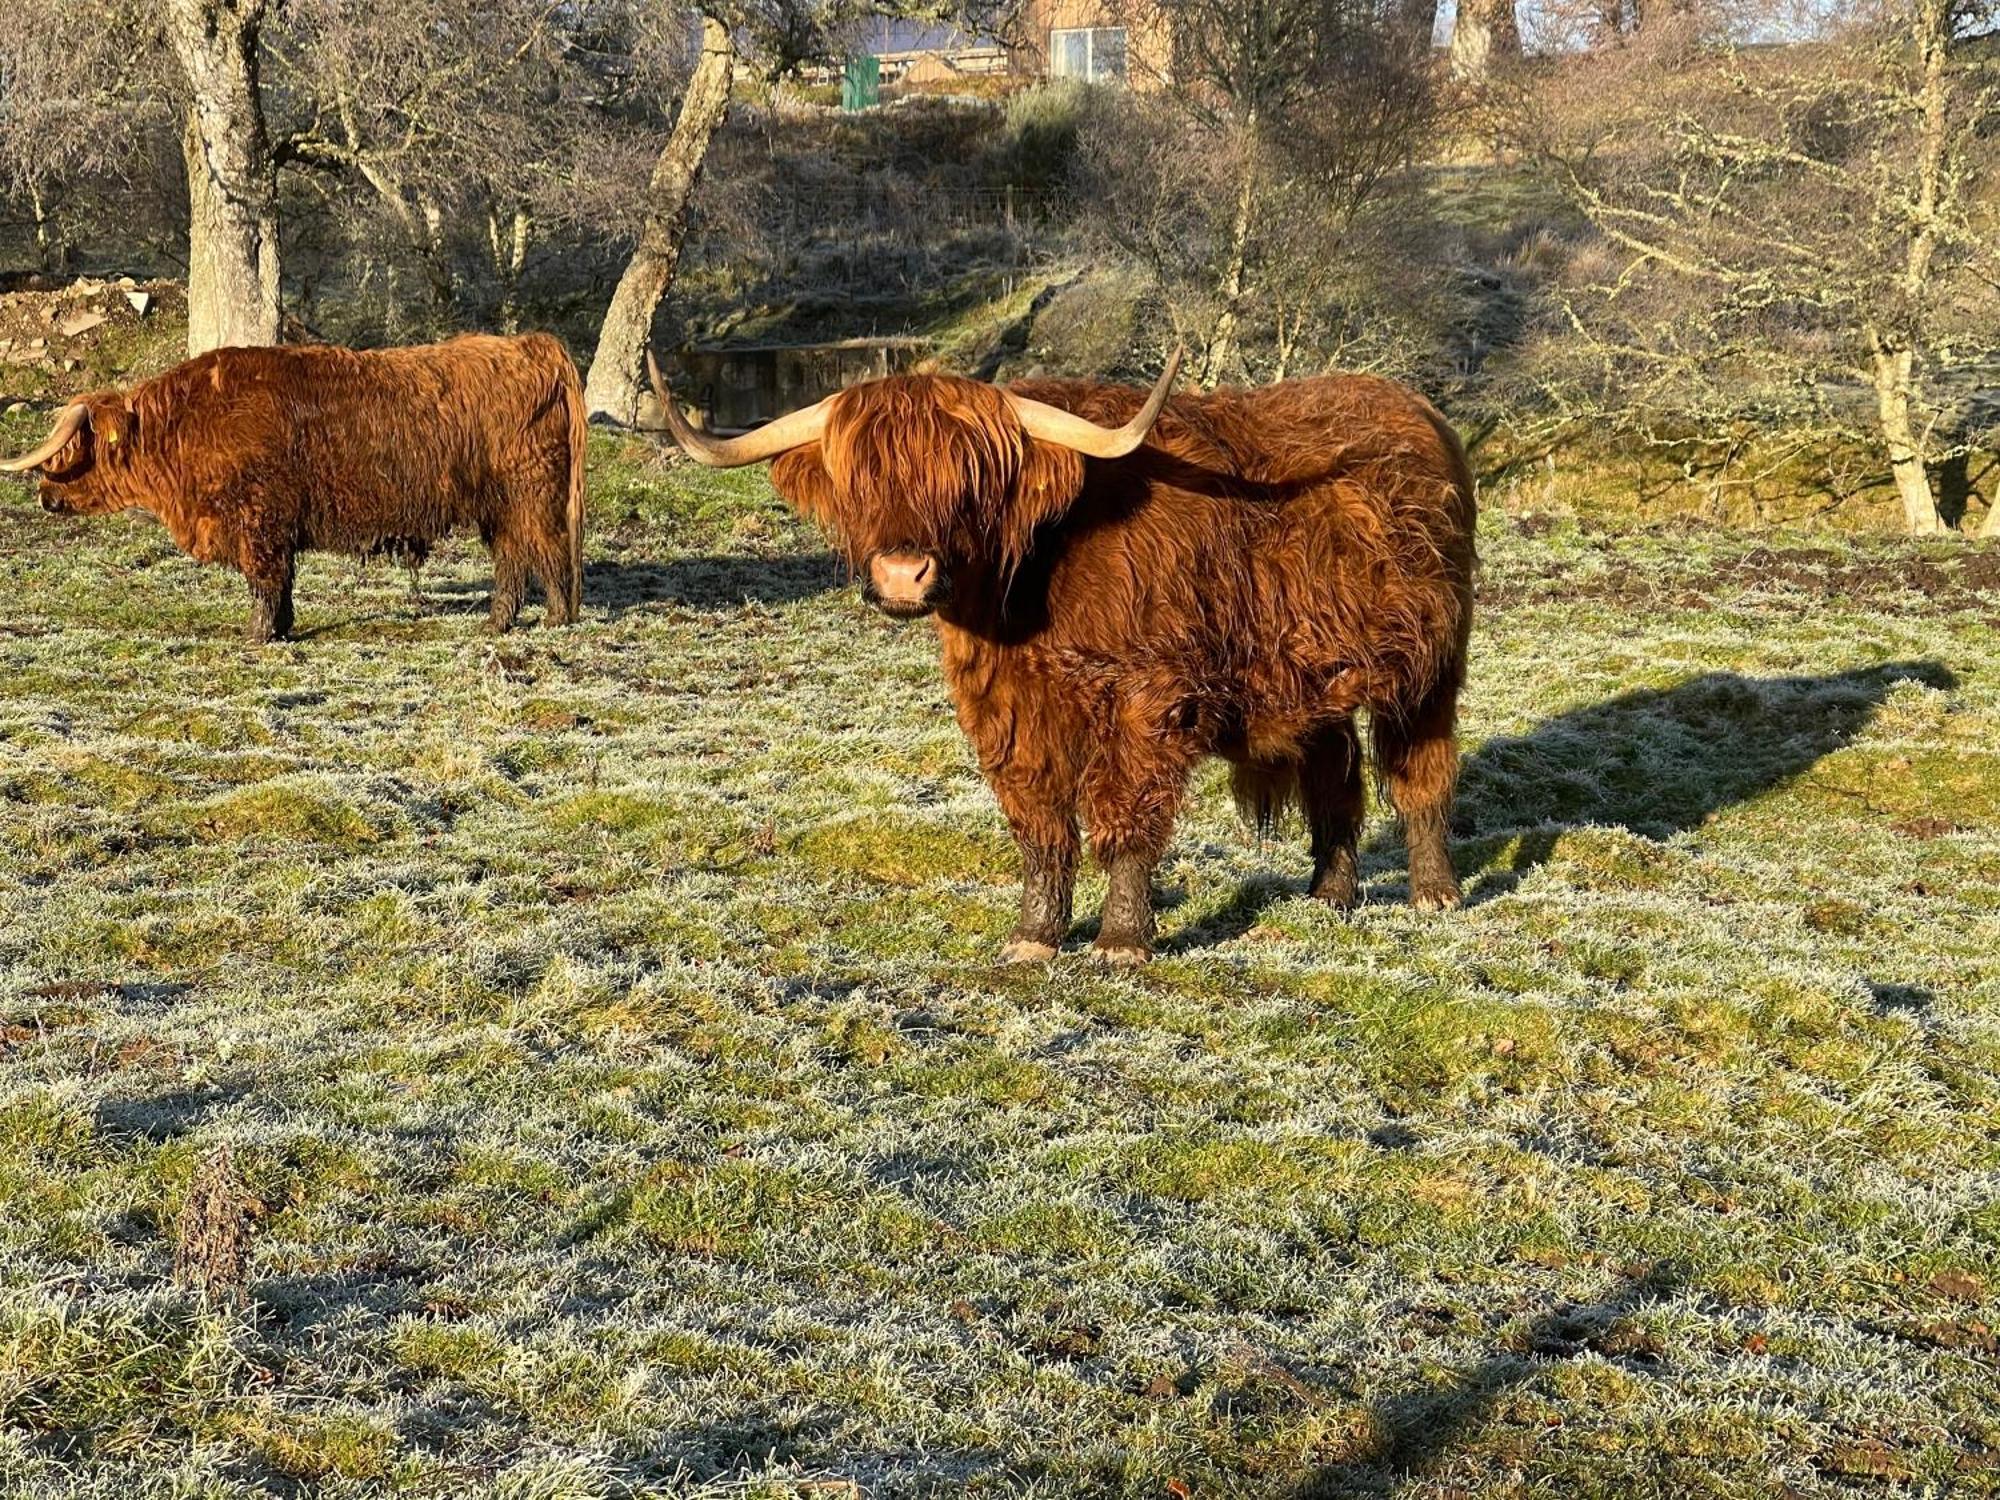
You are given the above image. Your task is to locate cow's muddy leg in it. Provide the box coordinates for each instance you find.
[1082,732,1196,965]
[1095,851,1159,966]
[985,753,1080,964]
[1002,840,1077,964]
[1373,683,1463,912]
[1301,719,1366,909]
[245,554,294,644]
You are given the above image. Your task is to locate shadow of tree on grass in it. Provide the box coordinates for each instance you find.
[1291,1263,1684,1497]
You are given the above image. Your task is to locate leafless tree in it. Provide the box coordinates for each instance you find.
[165,0,283,351]
[584,1,1018,424]
[1087,0,1438,385]
[1508,0,2000,533]
[0,1,178,273]
[2,0,277,349]
[584,8,737,423]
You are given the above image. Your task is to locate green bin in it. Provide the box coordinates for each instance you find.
[842,55,881,111]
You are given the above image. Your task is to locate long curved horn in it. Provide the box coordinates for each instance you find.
[0,404,88,474]
[647,350,832,468]
[1007,346,1183,460]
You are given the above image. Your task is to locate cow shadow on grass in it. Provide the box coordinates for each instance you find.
[1288,1263,1683,1497]
[1168,660,1954,950]
[312,553,843,631]
[586,553,845,617]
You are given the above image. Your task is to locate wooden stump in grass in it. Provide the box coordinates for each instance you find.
[175,1144,253,1303]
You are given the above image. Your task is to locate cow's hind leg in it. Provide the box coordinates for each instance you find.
[528,527,578,627]
[1301,719,1366,909]
[1372,680,1463,912]
[485,526,527,633]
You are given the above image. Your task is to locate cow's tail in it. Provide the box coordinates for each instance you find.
[1230,759,1302,836]
[559,349,587,621]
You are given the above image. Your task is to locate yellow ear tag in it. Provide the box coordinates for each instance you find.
[106,431,118,444]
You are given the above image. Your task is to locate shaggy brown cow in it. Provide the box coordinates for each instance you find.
[1,333,586,643]
[651,350,1475,964]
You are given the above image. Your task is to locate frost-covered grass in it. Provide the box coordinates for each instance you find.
[1,427,1997,1498]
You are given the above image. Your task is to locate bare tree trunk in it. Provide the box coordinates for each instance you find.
[1450,0,1521,82]
[1398,0,1440,47]
[1869,342,1945,535]
[28,181,61,274]
[166,0,280,354]
[584,15,735,425]
[1867,0,1954,536]
[488,205,531,334]
[1202,131,1259,389]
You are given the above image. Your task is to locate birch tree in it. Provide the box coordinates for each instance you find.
[1513,0,2000,533]
[1450,0,1521,80]
[584,11,739,423]
[166,0,282,351]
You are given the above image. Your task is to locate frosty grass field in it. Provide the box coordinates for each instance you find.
[1,420,1997,1497]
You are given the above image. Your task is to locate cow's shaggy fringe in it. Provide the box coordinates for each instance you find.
[21,333,587,641]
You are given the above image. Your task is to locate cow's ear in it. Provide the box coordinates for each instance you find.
[1001,440,1086,568]
[89,397,135,455]
[769,444,839,533]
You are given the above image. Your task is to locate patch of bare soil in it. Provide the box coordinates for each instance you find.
[1483,521,2000,618]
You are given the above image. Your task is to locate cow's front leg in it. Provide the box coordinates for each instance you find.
[1001,836,1077,963]
[1095,850,1160,967]
[1082,730,1198,966]
[987,767,1080,964]
[244,553,295,644]
[963,701,1083,963]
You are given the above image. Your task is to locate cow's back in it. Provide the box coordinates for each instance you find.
[141,335,575,553]
[1004,372,1475,715]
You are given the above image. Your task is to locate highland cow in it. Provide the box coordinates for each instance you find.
[1,333,587,643]
[652,349,1475,964]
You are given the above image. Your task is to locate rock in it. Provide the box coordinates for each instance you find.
[116,276,136,288]
[126,291,152,317]
[58,310,106,339]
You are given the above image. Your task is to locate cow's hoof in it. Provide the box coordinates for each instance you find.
[1411,886,1462,913]
[1092,942,1151,968]
[997,938,1059,965]
[1311,881,1361,912]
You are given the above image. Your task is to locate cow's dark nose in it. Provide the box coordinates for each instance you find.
[39,492,65,514]
[864,551,951,618]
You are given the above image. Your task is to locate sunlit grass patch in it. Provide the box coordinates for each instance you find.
[144,776,389,850]
[791,809,1015,887]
